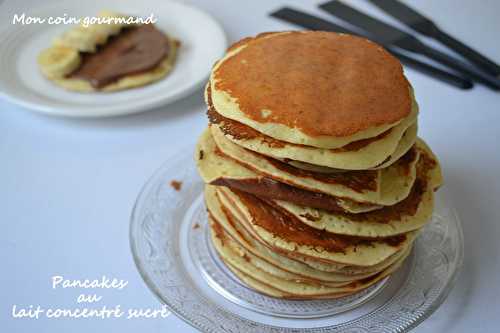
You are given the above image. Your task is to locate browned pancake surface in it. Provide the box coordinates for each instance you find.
[224,189,407,253]
[207,86,391,153]
[213,31,411,138]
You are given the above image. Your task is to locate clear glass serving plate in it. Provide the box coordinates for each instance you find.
[130,151,464,332]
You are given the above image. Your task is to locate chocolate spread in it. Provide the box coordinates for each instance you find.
[261,154,379,192]
[209,123,394,193]
[212,143,381,198]
[211,177,346,213]
[226,189,407,252]
[69,24,170,88]
[212,147,429,225]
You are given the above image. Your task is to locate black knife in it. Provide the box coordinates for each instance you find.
[319,1,500,90]
[368,0,500,77]
[270,7,473,89]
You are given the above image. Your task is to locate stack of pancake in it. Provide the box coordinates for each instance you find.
[195,31,442,299]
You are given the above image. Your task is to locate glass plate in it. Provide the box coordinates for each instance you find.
[130,151,464,332]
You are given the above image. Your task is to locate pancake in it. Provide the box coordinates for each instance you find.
[213,177,381,214]
[209,31,414,149]
[210,219,353,287]
[209,125,419,206]
[211,219,412,299]
[38,12,179,92]
[210,115,417,170]
[290,244,410,274]
[416,139,443,189]
[224,262,291,298]
[270,139,442,238]
[205,185,412,280]
[214,185,416,267]
[222,253,407,299]
[282,160,363,173]
[50,44,178,92]
[196,128,385,213]
[196,128,257,184]
[207,84,418,170]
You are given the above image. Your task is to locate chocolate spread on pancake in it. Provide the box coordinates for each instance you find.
[69,24,169,88]
[229,189,406,252]
[338,150,431,224]
[209,124,382,193]
[212,145,429,226]
[213,140,377,195]
[397,146,418,176]
[210,147,352,211]
[209,209,248,246]
[207,107,272,144]
[262,146,416,194]
[211,177,347,213]
[261,154,378,192]
[210,217,226,246]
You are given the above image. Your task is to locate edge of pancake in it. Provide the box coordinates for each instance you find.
[209,125,419,205]
[215,185,416,267]
[271,138,441,237]
[209,218,356,288]
[205,185,397,281]
[206,184,413,274]
[197,128,384,213]
[210,219,411,299]
[211,120,418,170]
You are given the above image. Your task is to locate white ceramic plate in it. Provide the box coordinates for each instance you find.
[0,0,227,117]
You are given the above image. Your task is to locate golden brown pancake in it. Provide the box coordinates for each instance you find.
[37,12,179,92]
[212,177,362,213]
[209,218,411,299]
[215,185,419,267]
[210,141,417,206]
[211,31,412,145]
[204,127,421,207]
[220,188,407,248]
[209,218,354,287]
[206,189,413,280]
[206,80,418,170]
[270,141,442,238]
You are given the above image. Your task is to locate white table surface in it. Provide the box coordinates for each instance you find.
[1,0,499,332]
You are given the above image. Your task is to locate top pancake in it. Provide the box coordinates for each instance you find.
[210,31,413,148]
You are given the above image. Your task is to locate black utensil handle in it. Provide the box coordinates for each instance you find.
[270,7,474,90]
[418,44,500,90]
[390,49,473,90]
[433,28,500,77]
[271,7,349,32]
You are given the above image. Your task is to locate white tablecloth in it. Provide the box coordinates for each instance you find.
[1,0,499,332]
